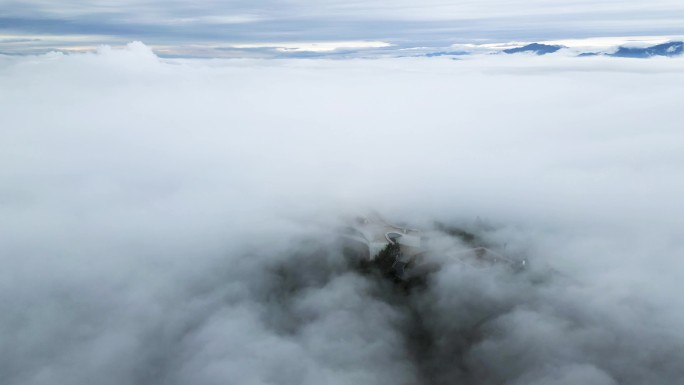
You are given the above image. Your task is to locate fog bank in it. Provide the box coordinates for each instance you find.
[2,43,684,384]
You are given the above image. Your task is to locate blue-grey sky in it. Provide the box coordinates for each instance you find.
[1,0,684,56]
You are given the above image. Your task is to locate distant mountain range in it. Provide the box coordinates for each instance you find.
[503,43,563,55]
[498,41,684,58]
[609,41,683,58]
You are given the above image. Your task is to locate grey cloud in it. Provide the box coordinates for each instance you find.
[2,0,684,55]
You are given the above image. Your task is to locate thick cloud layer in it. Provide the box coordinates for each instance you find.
[2,43,684,384]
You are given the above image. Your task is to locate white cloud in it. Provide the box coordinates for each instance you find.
[2,44,684,384]
[230,41,392,52]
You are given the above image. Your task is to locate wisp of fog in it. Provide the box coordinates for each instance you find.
[1,43,684,385]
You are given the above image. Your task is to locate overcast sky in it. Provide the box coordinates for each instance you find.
[2,0,684,55]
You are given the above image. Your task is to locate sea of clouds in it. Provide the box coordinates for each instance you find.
[2,42,684,385]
